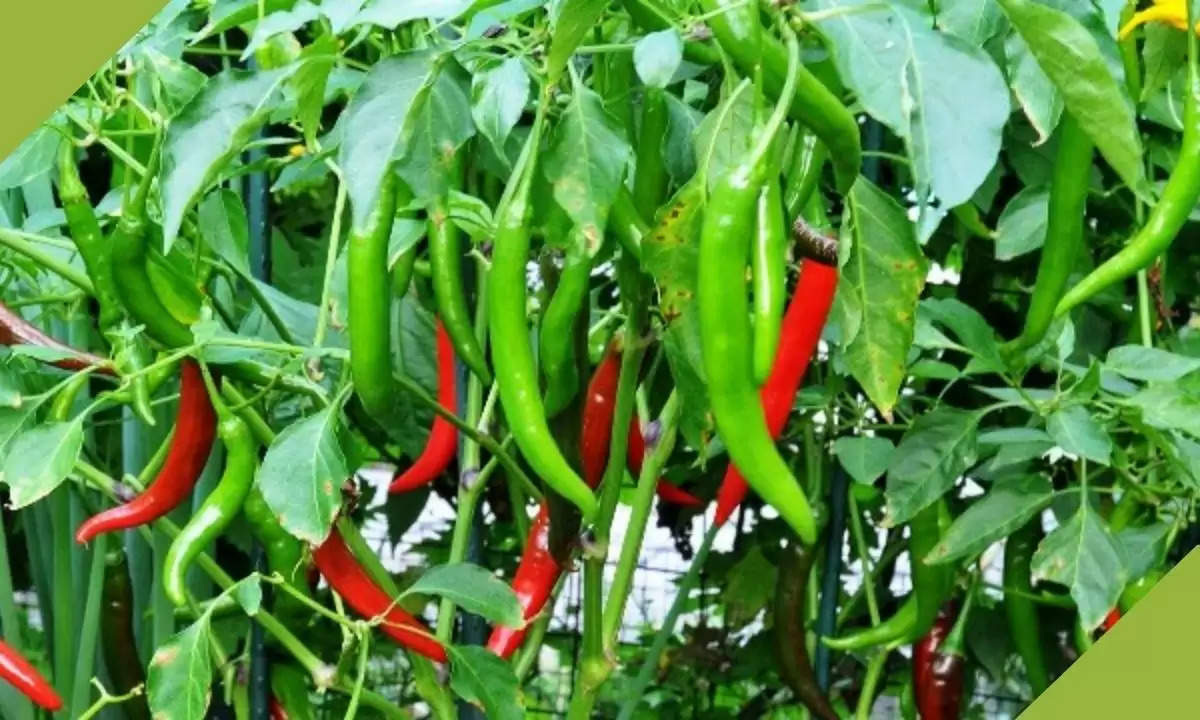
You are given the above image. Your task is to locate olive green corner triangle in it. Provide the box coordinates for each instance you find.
[0,1,167,163]
[1019,547,1200,718]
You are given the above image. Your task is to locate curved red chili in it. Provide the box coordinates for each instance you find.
[0,638,62,711]
[714,256,837,526]
[390,318,458,493]
[1101,607,1121,633]
[76,359,217,543]
[312,527,446,662]
[0,300,115,375]
[914,603,963,720]
[269,696,288,720]
[486,504,559,658]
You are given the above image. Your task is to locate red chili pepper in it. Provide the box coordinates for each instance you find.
[1101,607,1121,633]
[0,638,62,711]
[914,603,964,720]
[0,300,115,375]
[312,527,446,662]
[390,318,458,493]
[714,257,837,526]
[269,695,288,720]
[76,360,216,543]
[486,504,560,658]
[581,344,703,507]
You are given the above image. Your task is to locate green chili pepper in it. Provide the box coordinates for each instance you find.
[1008,113,1092,353]
[609,186,648,259]
[633,87,670,221]
[58,139,122,333]
[163,379,257,607]
[698,25,815,544]
[908,500,955,642]
[822,594,917,651]
[243,485,307,601]
[391,182,419,299]
[430,155,491,384]
[1119,568,1163,612]
[489,102,597,520]
[271,663,315,719]
[783,130,827,224]
[752,173,787,384]
[540,244,593,418]
[111,143,194,349]
[1004,520,1050,697]
[698,0,861,193]
[1055,30,1200,318]
[348,171,399,423]
[101,550,150,720]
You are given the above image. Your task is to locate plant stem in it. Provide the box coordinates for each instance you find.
[855,650,888,719]
[846,493,880,626]
[0,228,95,293]
[70,534,107,714]
[616,521,719,720]
[312,175,347,350]
[1136,269,1152,347]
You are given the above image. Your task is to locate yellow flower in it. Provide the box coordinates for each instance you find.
[288,144,306,158]
[1118,0,1199,39]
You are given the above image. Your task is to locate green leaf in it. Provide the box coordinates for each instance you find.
[1116,523,1168,581]
[1125,383,1200,439]
[663,93,701,183]
[545,0,605,84]
[814,0,1009,226]
[353,0,472,29]
[978,427,1053,444]
[2,420,84,509]
[1032,501,1126,631]
[1141,24,1187,103]
[397,59,476,201]
[470,58,529,164]
[198,188,250,276]
[465,0,546,41]
[290,35,338,148]
[693,83,754,189]
[242,0,320,59]
[920,297,1004,372]
[937,0,1007,44]
[1005,34,1063,144]
[258,404,347,544]
[338,50,439,229]
[927,475,1055,564]
[833,436,895,486]
[403,563,523,629]
[446,191,495,241]
[200,0,297,37]
[838,178,928,420]
[1105,345,1200,382]
[140,47,208,113]
[234,576,263,616]
[633,29,683,89]
[0,118,62,190]
[723,546,777,628]
[997,0,1147,196]
[147,613,213,719]
[543,86,633,249]
[641,180,713,452]
[1046,405,1111,465]
[448,645,523,720]
[885,407,980,525]
[160,67,291,251]
[994,185,1049,260]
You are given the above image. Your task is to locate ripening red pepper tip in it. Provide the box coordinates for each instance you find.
[312,526,446,662]
[486,504,559,658]
[0,300,115,375]
[391,318,459,493]
[76,359,217,543]
[714,257,837,526]
[914,603,964,720]
[0,639,62,711]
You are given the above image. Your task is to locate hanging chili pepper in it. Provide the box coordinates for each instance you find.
[782,130,827,223]
[489,104,596,519]
[102,550,150,720]
[609,186,648,260]
[752,171,788,385]
[774,540,839,720]
[75,359,217,543]
[699,28,816,544]
[163,375,257,607]
[1055,31,1200,319]
[1119,568,1164,612]
[0,301,116,375]
[269,696,288,720]
[391,318,458,493]
[0,639,61,711]
[1007,114,1092,353]
[913,601,966,720]
[540,246,593,418]
[58,138,123,333]
[312,526,447,662]
[633,86,670,221]
[430,155,491,384]
[486,505,559,659]
[698,0,860,193]
[1003,520,1050,696]
[348,171,399,423]
[823,595,917,651]
[243,485,310,620]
